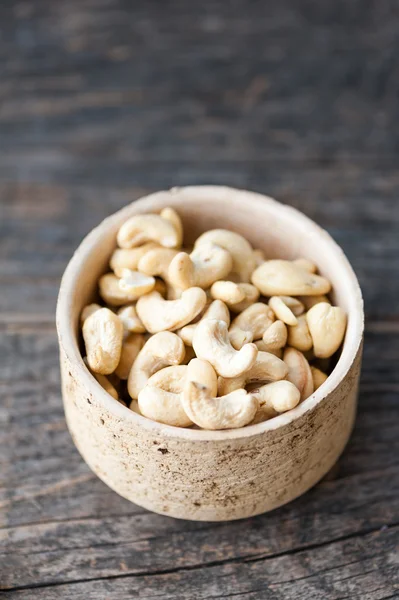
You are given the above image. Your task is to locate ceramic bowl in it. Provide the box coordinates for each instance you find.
[56,186,364,521]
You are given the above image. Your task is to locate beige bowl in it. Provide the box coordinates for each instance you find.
[56,186,364,521]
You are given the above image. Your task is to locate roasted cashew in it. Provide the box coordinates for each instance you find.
[252,260,331,296]
[117,214,180,249]
[192,319,258,378]
[127,331,185,399]
[283,347,314,401]
[178,299,230,346]
[137,247,180,282]
[160,207,183,248]
[99,272,155,306]
[115,333,145,379]
[182,359,257,430]
[117,304,146,334]
[110,243,159,276]
[138,365,192,427]
[194,229,255,282]
[83,307,124,375]
[292,258,317,273]
[80,303,101,325]
[287,314,313,352]
[168,243,233,290]
[136,288,207,333]
[306,302,347,358]
[252,380,301,421]
[218,351,288,395]
[269,296,298,326]
[229,303,275,350]
[311,366,328,391]
[262,320,288,352]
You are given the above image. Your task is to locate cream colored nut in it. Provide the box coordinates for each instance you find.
[210,281,246,305]
[168,243,233,290]
[119,269,155,294]
[229,303,275,350]
[115,333,145,379]
[193,319,258,378]
[287,314,313,352]
[99,273,155,306]
[117,305,146,334]
[254,340,283,358]
[251,260,331,296]
[299,294,331,310]
[160,207,183,248]
[306,302,347,359]
[138,247,180,282]
[311,366,328,391]
[182,359,257,430]
[110,243,159,276]
[281,296,305,316]
[117,214,180,249]
[83,307,124,375]
[293,258,317,273]
[127,331,185,399]
[229,284,260,313]
[178,300,230,347]
[185,357,218,396]
[80,303,101,325]
[269,296,298,326]
[283,347,314,401]
[136,288,207,334]
[194,229,256,282]
[218,351,288,395]
[138,365,192,427]
[262,320,288,351]
[252,380,301,420]
[253,249,266,267]
[228,328,253,351]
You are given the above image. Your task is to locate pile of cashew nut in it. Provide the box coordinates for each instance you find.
[81,207,347,430]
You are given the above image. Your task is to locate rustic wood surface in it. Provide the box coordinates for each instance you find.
[0,0,398,598]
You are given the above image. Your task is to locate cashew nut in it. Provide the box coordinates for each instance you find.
[168,243,233,290]
[229,303,275,350]
[136,288,207,333]
[283,347,314,401]
[110,243,159,276]
[252,260,331,296]
[287,314,313,352]
[117,214,180,249]
[218,351,288,395]
[138,247,180,282]
[117,304,146,333]
[252,380,301,421]
[229,284,260,313]
[262,320,288,351]
[293,258,317,273]
[178,299,230,346]
[186,357,218,396]
[311,366,328,391]
[210,280,246,305]
[192,319,258,378]
[254,339,283,358]
[299,295,331,310]
[160,207,183,248]
[83,307,124,375]
[99,272,155,306]
[182,359,257,430]
[81,303,101,325]
[127,331,185,399]
[269,296,299,326]
[194,229,256,282]
[306,302,347,358]
[115,333,145,379]
[138,365,192,427]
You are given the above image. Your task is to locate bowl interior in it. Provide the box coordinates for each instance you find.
[57,186,363,439]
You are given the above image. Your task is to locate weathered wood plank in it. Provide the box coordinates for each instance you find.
[1,527,398,598]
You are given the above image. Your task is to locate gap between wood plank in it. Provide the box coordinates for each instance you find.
[1,522,398,593]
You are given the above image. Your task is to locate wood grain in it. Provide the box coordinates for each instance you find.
[1,0,398,596]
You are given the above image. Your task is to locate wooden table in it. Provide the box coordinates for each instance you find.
[1,1,398,598]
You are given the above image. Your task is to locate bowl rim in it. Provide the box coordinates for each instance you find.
[56,185,364,442]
